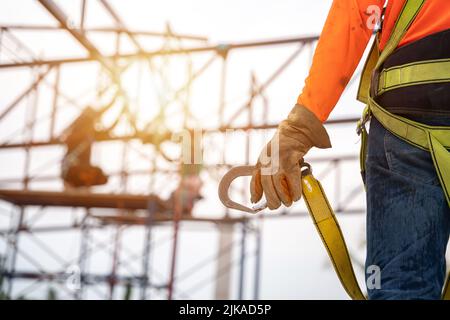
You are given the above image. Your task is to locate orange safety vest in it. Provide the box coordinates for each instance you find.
[297,0,450,122]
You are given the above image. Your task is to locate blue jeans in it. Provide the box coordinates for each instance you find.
[365,116,450,300]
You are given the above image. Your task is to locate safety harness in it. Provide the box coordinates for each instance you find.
[311,0,450,299]
[219,0,450,300]
[324,0,450,299]
[357,0,450,208]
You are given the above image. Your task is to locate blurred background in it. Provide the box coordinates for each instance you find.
[0,0,393,300]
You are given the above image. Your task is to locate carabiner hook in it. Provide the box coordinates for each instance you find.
[218,165,264,214]
[218,162,313,213]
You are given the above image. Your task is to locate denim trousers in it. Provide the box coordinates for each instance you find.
[365,116,450,300]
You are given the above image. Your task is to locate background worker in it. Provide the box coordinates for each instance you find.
[140,164,203,217]
[61,94,119,189]
[168,163,203,217]
[250,0,450,299]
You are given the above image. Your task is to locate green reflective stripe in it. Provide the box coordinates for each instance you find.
[375,0,426,70]
[378,59,450,95]
[368,96,450,207]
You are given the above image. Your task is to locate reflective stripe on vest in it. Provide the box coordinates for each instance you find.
[377,58,450,95]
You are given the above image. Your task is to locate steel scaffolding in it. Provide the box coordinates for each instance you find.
[0,0,365,300]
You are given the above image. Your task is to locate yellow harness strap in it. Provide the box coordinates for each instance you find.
[301,170,366,300]
[358,0,450,208]
[222,0,450,301]
[367,97,450,206]
[301,165,450,300]
[301,0,450,300]
[357,0,427,103]
[357,39,379,104]
[444,278,450,300]
[354,0,450,300]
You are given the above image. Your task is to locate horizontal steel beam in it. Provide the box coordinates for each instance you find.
[0,270,167,289]
[0,224,105,235]
[0,35,319,69]
[0,209,365,235]
[0,155,359,184]
[0,25,208,41]
[0,117,359,149]
[0,189,167,210]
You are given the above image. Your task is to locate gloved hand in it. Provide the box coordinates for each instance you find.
[250,104,331,209]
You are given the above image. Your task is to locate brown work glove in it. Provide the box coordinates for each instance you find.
[250,104,331,209]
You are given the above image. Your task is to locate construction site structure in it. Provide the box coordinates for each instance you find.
[0,0,366,300]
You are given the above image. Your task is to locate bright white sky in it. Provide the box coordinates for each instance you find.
[0,0,374,300]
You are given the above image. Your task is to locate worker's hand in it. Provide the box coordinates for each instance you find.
[250,104,331,209]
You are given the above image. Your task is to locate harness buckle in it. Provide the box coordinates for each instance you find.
[356,108,371,136]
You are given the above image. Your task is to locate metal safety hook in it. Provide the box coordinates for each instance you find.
[218,162,312,213]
